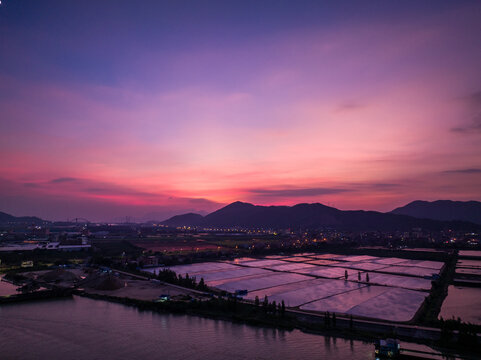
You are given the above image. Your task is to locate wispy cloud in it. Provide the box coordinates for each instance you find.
[348,182,402,189]
[463,91,481,106]
[0,176,223,221]
[451,123,481,134]
[83,187,156,198]
[50,177,79,184]
[246,182,403,200]
[336,102,365,112]
[1,2,481,218]
[442,168,481,174]
[451,90,481,134]
[23,182,41,188]
[249,187,351,197]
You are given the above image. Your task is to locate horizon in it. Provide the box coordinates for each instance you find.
[1,2,480,357]
[2,198,480,223]
[1,1,481,222]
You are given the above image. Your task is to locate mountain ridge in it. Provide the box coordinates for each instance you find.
[160,212,204,227]
[0,211,46,225]
[391,200,481,225]
[161,201,480,231]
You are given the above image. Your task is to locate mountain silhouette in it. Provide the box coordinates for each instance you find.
[0,211,46,225]
[391,200,481,225]
[162,201,479,231]
[161,213,204,227]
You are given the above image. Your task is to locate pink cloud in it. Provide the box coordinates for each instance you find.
[1,4,480,219]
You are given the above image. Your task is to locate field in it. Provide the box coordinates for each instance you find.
[442,257,481,324]
[301,286,426,322]
[146,252,445,322]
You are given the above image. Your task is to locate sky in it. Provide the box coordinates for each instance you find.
[1,0,481,222]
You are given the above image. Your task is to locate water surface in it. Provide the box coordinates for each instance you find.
[0,275,18,296]
[0,296,375,360]
[439,285,481,324]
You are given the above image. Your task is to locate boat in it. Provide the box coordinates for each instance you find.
[374,338,400,358]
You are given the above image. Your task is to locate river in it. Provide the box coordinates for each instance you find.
[0,296,376,359]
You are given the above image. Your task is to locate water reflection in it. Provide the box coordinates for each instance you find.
[0,296,375,359]
[0,275,18,296]
[439,286,481,325]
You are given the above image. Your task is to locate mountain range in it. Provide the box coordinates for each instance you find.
[162,200,481,231]
[391,200,481,225]
[1,200,479,230]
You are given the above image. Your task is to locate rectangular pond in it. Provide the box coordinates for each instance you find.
[366,273,432,290]
[379,265,440,278]
[455,268,481,276]
[245,278,365,307]
[457,259,481,268]
[334,262,388,271]
[309,254,344,260]
[166,262,239,276]
[336,255,379,262]
[240,259,288,268]
[395,260,444,270]
[301,286,427,322]
[373,257,409,265]
[307,260,341,266]
[214,272,312,293]
[296,266,363,279]
[190,267,272,283]
[267,263,317,272]
[459,250,481,258]
[282,256,314,262]
[439,285,481,325]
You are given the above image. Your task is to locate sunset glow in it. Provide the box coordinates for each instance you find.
[1,1,480,221]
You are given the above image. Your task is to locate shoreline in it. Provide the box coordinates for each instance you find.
[2,251,479,358]
[1,282,478,359]
[73,289,477,359]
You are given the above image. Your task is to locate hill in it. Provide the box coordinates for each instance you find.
[391,200,481,225]
[0,211,46,225]
[162,201,478,231]
[161,213,204,227]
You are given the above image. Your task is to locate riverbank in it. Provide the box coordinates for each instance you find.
[0,287,72,304]
[75,289,478,359]
[0,295,378,360]
[2,257,479,358]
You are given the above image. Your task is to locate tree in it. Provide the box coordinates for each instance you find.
[366,272,370,283]
[349,314,353,329]
[358,271,361,282]
[198,277,206,290]
[281,300,286,315]
[344,270,348,280]
[255,296,260,306]
[332,313,336,328]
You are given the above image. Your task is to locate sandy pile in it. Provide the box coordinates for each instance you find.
[40,269,80,282]
[81,273,125,291]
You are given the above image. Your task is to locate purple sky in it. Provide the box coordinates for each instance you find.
[1,1,481,221]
